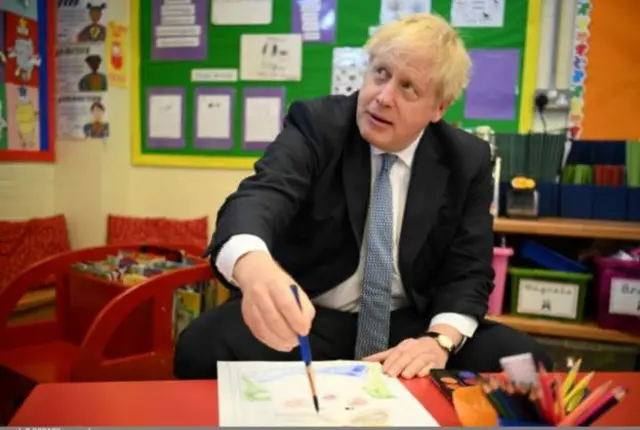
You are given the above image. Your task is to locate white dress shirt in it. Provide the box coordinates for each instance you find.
[216,134,479,339]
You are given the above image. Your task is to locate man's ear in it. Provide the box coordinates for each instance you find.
[434,97,453,122]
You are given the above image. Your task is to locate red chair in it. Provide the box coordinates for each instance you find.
[0,244,214,424]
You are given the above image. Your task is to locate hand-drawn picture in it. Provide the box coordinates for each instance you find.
[3,14,41,88]
[380,0,432,25]
[7,85,40,150]
[78,54,108,92]
[218,361,439,426]
[77,2,107,42]
[240,34,302,81]
[82,101,109,138]
[331,47,368,96]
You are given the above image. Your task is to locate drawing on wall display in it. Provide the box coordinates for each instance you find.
[218,361,440,426]
[0,0,55,161]
[82,100,108,138]
[331,47,368,96]
[450,0,505,28]
[77,3,107,42]
[2,11,42,150]
[240,34,302,81]
[56,0,108,43]
[78,54,107,92]
[379,0,431,25]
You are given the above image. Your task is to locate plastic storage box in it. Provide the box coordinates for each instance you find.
[521,240,589,273]
[594,256,640,335]
[487,247,514,315]
[508,267,591,322]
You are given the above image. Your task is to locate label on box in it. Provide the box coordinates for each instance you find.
[609,277,640,316]
[516,278,580,319]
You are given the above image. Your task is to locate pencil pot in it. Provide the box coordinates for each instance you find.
[592,186,628,221]
[594,256,640,335]
[559,184,594,219]
[508,267,591,322]
[627,187,640,221]
[537,182,559,217]
[488,247,514,315]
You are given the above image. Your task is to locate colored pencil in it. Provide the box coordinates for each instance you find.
[561,358,582,397]
[537,363,556,423]
[557,380,613,427]
[576,386,627,426]
[564,371,595,406]
[289,285,319,413]
[555,375,566,421]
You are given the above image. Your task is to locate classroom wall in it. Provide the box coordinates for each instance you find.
[0,0,576,248]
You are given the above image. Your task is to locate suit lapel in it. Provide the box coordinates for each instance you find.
[342,131,371,247]
[399,127,449,277]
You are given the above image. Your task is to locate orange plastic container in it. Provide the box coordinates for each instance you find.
[487,247,514,315]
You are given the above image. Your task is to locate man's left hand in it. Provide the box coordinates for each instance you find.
[363,337,449,379]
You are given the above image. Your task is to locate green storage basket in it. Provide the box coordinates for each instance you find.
[509,267,592,322]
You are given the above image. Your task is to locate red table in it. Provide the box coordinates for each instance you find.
[9,373,640,426]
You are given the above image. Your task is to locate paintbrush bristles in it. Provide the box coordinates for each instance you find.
[305,365,319,413]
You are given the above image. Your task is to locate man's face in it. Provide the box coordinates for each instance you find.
[356,48,447,152]
[92,107,104,120]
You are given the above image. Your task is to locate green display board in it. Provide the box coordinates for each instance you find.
[134,0,532,169]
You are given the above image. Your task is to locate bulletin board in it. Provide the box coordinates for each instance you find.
[0,0,56,163]
[568,0,640,140]
[131,0,541,169]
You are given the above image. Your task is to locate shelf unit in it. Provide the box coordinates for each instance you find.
[493,216,640,346]
[494,217,640,240]
[488,315,640,346]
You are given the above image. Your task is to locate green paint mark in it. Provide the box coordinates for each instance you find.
[362,367,394,399]
[242,376,270,401]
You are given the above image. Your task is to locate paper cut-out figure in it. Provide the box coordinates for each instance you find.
[83,101,109,138]
[78,55,108,92]
[77,2,107,42]
[15,86,39,149]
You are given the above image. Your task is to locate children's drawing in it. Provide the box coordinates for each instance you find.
[77,2,107,42]
[14,86,39,149]
[6,18,41,83]
[218,361,440,427]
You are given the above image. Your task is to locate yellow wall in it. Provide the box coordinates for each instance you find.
[0,0,576,248]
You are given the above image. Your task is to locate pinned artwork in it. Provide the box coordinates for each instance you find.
[218,361,440,426]
[379,0,432,25]
[240,34,302,81]
[331,47,368,96]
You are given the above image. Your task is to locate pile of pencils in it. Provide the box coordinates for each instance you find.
[480,359,627,427]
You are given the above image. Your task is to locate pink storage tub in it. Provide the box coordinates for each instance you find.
[594,256,640,335]
[488,247,514,315]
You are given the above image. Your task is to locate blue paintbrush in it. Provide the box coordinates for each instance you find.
[289,284,319,413]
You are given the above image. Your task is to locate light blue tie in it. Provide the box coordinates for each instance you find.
[355,153,397,359]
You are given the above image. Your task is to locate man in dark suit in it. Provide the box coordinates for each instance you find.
[174,13,551,380]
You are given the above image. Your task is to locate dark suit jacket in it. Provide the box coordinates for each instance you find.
[207,92,495,323]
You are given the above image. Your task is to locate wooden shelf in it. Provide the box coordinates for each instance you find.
[494,217,640,241]
[488,314,640,346]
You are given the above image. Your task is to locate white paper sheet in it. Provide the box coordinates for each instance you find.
[211,0,273,25]
[218,361,440,427]
[379,0,432,25]
[244,97,282,142]
[450,0,505,28]
[196,94,231,139]
[148,94,182,139]
[331,47,368,96]
[240,34,303,81]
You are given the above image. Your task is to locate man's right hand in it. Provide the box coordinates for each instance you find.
[232,251,316,352]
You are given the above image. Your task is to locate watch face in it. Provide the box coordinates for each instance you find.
[437,335,454,351]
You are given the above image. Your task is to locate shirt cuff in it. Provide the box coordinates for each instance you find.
[428,312,479,338]
[215,234,270,284]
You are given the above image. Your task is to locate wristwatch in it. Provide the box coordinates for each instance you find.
[422,331,455,355]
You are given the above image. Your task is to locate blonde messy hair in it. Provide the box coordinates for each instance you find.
[364,13,471,103]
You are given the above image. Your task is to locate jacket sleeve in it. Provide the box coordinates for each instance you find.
[205,100,321,273]
[428,142,495,322]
